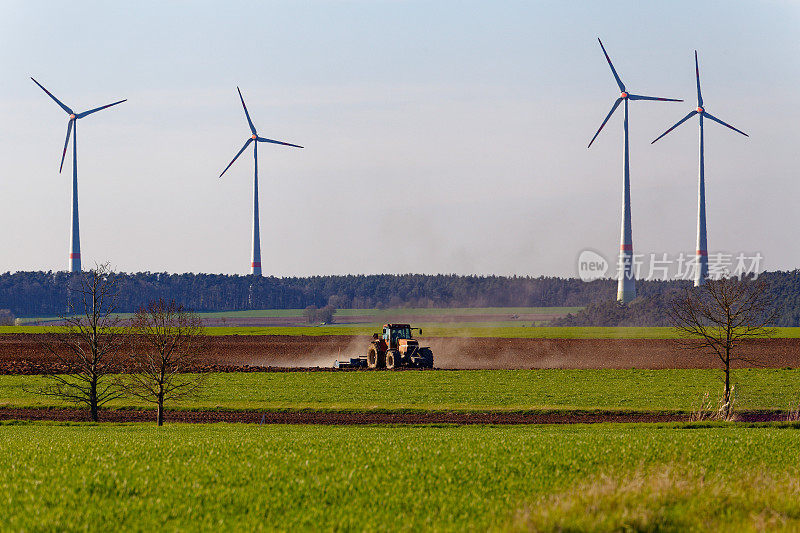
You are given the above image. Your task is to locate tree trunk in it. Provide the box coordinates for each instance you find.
[90,379,99,422]
[724,353,731,419]
[157,385,165,426]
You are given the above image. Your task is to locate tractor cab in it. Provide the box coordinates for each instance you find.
[383,323,427,361]
[382,323,417,349]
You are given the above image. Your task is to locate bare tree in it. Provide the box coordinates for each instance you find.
[33,263,127,421]
[669,276,776,418]
[124,299,206,426]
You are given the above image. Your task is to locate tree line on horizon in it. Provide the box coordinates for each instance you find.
[1,270,800,326]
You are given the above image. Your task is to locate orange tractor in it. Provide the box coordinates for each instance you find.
[334,323,434,369]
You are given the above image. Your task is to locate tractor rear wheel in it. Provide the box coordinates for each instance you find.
[367,346,379,369]
[386,350,397,369]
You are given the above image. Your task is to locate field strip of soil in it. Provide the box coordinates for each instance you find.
[0,408,788,425]
[2,333,800,371]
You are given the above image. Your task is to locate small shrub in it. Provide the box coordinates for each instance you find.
[786,400,800,422]
[690,384,737,422]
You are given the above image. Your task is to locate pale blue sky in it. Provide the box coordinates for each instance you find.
[1,1,798,276]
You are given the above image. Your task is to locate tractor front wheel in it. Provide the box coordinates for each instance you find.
[386,350,397,369]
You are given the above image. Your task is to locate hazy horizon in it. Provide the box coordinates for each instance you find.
[2,1,798,278]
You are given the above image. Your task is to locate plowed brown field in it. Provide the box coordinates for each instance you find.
[2,333,800,372]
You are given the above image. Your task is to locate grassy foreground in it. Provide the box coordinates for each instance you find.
[3,369,800,412]
[1,422,800,531]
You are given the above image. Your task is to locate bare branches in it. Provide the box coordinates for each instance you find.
[31,263,128,421]
[122,299,207,425]
[31,278,207,425]
[669,277,776,364]
[669,276,776,418]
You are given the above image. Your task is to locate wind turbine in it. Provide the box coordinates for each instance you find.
[651,51,748,286]
[219,87,303,276]
[31,78,126,273]
[587,39,682,303]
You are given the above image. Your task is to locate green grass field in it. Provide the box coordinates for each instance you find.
[7,308,799,531]
[5,324,800,338]
[15,306,581,325]
[3,369,800,413]
[196,306,584,318]
[2,422,800,531]
[201,325,800,338]
[5,362,800,530]
[11,305,800,338]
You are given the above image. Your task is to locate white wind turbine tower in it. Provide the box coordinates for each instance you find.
[651,51,748,286]
[31,78,126,272]
[587,39,682,303]
[219,87,304,276]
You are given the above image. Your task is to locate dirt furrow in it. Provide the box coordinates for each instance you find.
[0,407,788,425]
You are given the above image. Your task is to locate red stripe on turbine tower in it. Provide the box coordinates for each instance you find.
[69,253,81,259]
[620,244,633,252]
[696,250,708,256]
[251,262,261,268]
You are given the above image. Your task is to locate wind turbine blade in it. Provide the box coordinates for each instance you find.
[219,138,254,178]
[627,94,683,102]
[651,111,698,144]
[75,99,127,119]
[704,112,749,137]
[59,119,74,173]
[237,87,257,135]
[694,50,703,107]
[30,77,73,114]
[257,137,304,149]
[587,98,622,148]
[597,38,625,92]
